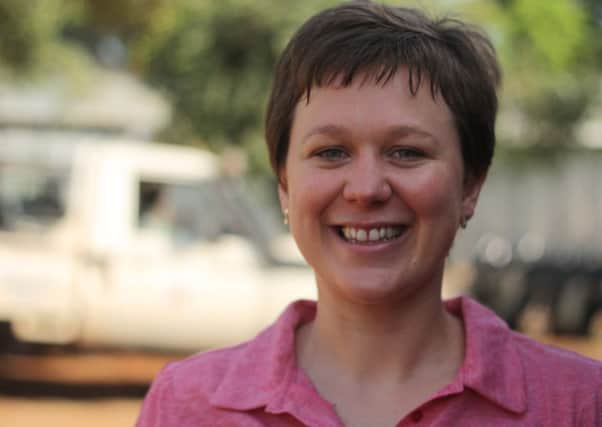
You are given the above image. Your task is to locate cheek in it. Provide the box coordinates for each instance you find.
[403,168,463,218]
[287,167,341,222]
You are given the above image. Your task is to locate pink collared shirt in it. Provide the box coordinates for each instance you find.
[136,297,602,426]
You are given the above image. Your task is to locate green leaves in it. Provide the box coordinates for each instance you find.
[460,0,602,148]
[139,0,335,175]
[511,0,587,71]
[1,0,600,170]
[0,0,65,71]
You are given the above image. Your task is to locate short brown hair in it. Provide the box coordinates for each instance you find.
[265,0,501,181]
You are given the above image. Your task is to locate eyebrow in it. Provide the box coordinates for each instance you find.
[301,124,350,144]
[301,124,437,144]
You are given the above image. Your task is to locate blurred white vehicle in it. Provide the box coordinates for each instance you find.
[0,130,315,353]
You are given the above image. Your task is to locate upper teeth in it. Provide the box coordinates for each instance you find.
[341,226,402,242]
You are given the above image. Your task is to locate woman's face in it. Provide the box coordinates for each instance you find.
[279,69,484,304]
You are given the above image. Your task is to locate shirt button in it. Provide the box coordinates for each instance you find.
[410,410,423,422]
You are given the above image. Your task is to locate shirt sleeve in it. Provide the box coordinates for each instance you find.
[136,363,177,427]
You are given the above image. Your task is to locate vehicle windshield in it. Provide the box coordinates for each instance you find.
[0,163,70,231]
[138,179,227,245]
[136,177,281,259]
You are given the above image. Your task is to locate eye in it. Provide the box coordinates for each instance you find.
[315,147,348,161]
[389,147,424,160]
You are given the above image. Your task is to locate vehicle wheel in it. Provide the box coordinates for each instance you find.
[588,308,602,338]
[553,277,593,335]
[517,303,551,336]
[0,322,16,353]
[494,269,529,329]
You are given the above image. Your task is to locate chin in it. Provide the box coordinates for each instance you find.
[318,271,419,305]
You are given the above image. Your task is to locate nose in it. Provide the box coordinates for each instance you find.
[343,155,392,206]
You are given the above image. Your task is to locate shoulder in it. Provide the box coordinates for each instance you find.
[167,341,251,396]
[510,330,602,386]
[456,296,601,384]
[136,300,315,426]
[455,296,602,422]
[510,332,602,423]
[135,343,251,427]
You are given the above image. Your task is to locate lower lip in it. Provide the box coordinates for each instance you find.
[331,227,408,253]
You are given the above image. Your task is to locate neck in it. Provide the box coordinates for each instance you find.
[296,279,464,387]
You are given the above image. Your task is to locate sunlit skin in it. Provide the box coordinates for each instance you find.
[279,69,483,307]
[277,68,485,426]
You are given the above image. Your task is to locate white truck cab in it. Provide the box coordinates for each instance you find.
[0,130,315,352]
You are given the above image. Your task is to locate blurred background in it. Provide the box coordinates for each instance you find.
[0,0,601,425]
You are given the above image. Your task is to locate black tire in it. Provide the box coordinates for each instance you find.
[553,276,594,335]
[0,322,16,353]
[493,269,529,329]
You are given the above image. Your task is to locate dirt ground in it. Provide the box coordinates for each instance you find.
[0,351,172,427]
[0,397,141,427]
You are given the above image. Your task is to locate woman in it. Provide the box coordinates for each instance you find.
[137,2,601,426]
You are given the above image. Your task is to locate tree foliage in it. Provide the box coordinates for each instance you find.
[446,0,600,148]
[135,0,338,173]
[0,0,78,73]
[0,0,601,172]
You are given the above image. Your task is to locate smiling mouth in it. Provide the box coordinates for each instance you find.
[336,225,405,243]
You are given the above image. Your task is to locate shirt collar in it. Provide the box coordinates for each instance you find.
[209,299,316,411]
[446,297,528,414]
[209,297,528,415]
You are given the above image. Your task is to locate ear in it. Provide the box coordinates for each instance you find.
[461,172,486,220]
[277,171,289,214]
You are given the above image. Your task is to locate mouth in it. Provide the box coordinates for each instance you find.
[336,225,406,244]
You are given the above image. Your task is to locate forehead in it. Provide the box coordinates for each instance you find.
[291,69,456,142]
